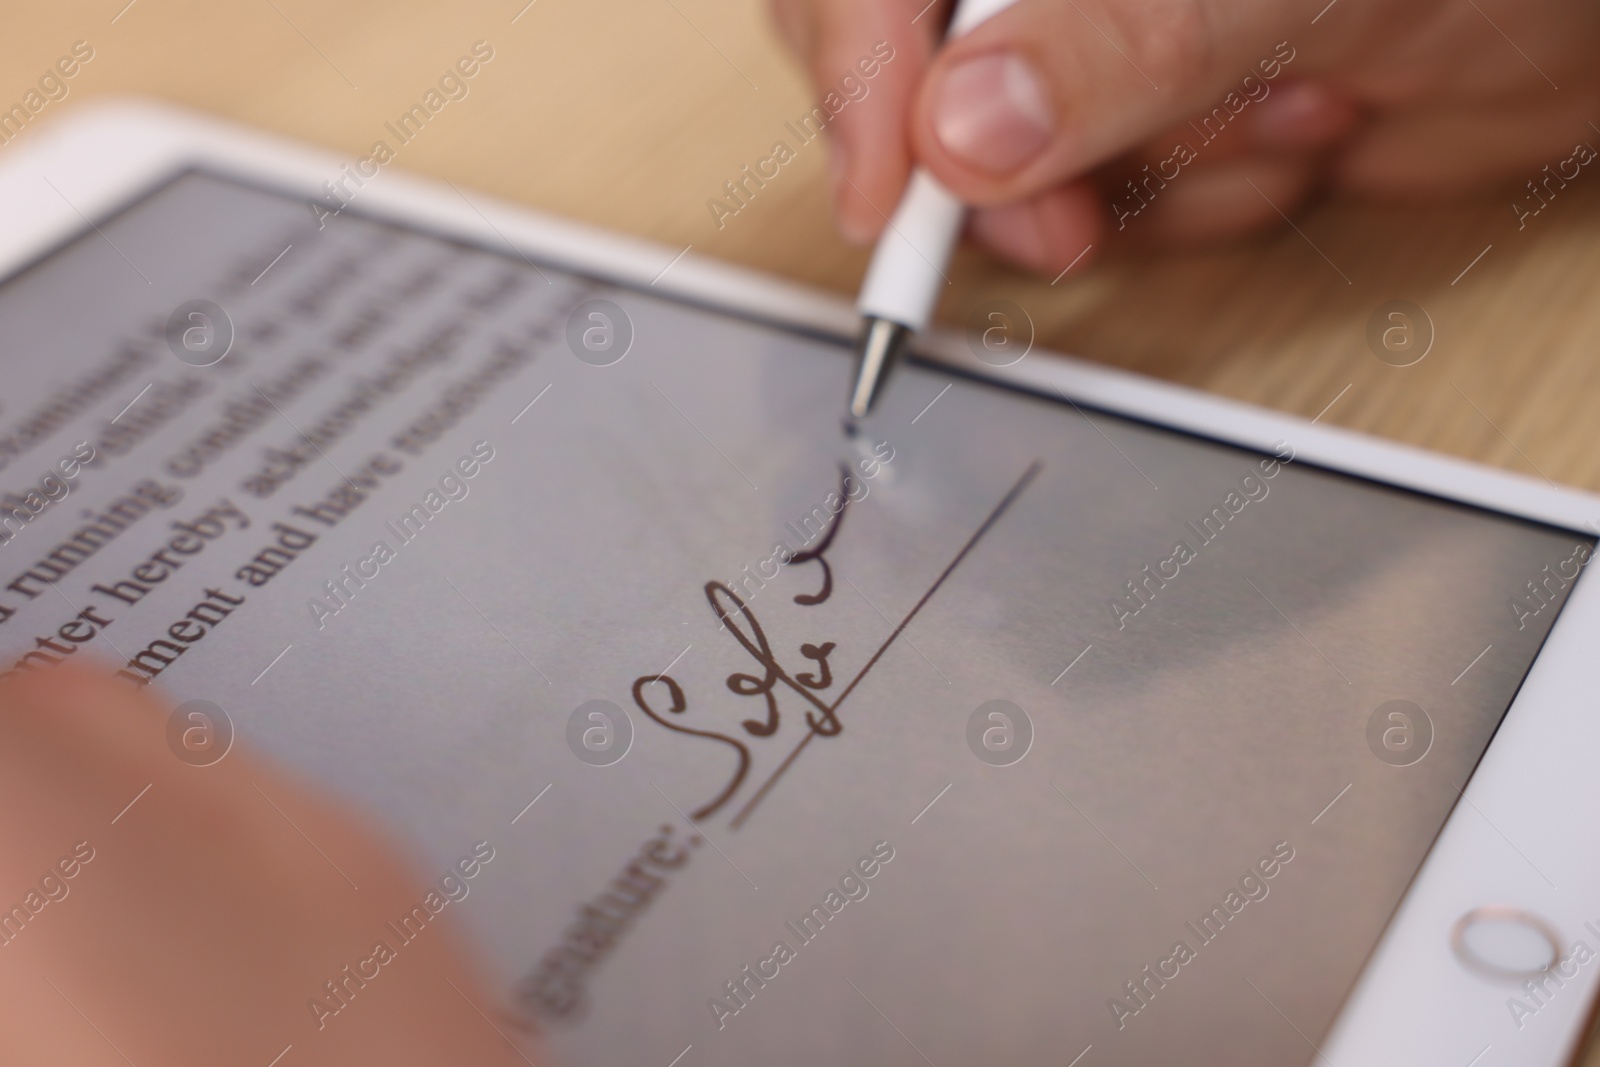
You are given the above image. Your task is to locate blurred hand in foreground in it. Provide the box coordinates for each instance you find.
[0,663,535,1067]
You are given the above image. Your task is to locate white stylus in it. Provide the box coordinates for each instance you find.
[847,0,1022,420]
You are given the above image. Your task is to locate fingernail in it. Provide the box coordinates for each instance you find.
[827,138,849,198]
[969,202,1050,273]
[829,142,876,245]
[1250,81,1353,148]
[933,53,1053,174]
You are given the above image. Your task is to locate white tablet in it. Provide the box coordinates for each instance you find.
[3,101,1599,1067]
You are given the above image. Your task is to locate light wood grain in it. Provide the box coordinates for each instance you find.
[5,0,1599,1060]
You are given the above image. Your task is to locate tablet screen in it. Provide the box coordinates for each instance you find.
[0,169,1589,1065]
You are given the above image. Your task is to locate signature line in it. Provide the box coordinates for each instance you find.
[728,460,1042,829]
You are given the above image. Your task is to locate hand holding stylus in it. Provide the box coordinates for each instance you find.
[774,0,1600,276]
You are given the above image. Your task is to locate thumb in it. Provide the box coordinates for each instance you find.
[912,0,1296,204]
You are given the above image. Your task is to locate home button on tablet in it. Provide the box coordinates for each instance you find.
[1451,905,1563,981]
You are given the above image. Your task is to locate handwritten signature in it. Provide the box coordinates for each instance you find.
[631,463,856,821]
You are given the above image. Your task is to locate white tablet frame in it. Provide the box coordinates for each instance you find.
[7,99,1600,1066]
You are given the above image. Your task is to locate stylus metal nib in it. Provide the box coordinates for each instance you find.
[849,317,911,420]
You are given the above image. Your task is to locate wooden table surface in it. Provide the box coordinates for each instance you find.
[6,0,1599,1061]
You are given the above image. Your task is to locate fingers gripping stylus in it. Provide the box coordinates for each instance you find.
[848,0,1024,419]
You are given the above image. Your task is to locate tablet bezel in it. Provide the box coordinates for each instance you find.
[7,99,1600,1066]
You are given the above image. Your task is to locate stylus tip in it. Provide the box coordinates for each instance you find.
[849,317,911,420]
